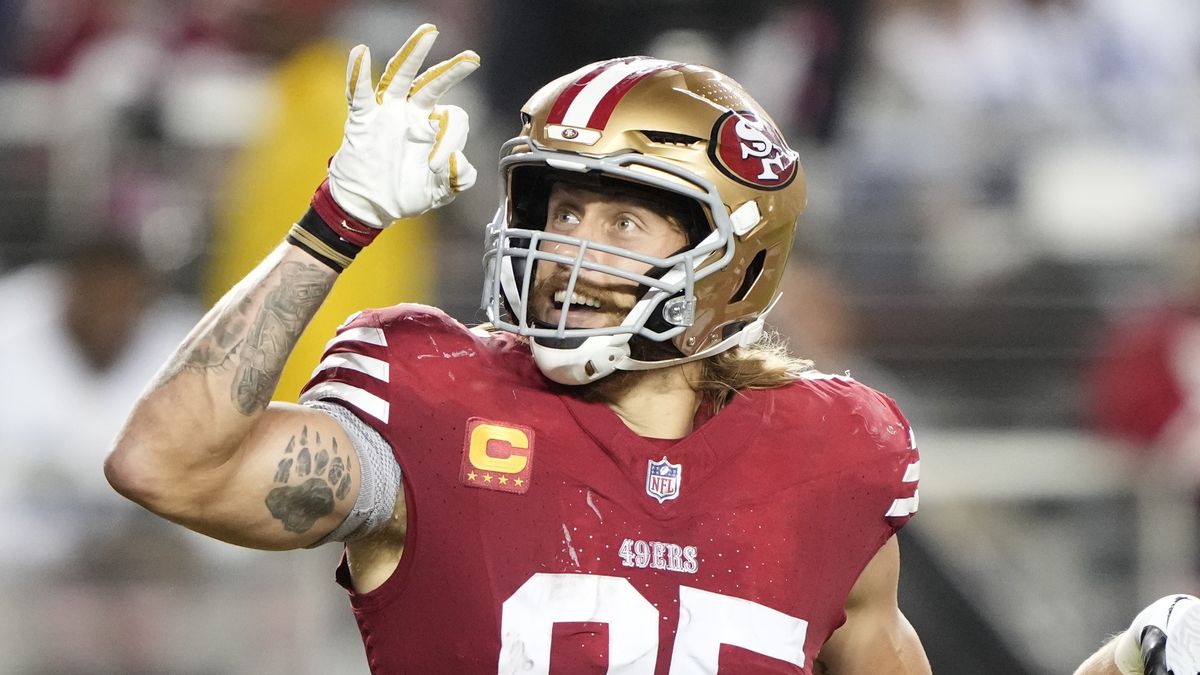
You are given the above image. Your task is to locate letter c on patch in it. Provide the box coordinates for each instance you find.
[469,424,529,473]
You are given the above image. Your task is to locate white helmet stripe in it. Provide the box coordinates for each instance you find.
[554,58,676,130]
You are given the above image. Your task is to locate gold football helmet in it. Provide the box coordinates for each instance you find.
[482,57,806,385]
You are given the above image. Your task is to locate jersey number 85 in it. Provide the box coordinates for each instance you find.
[499,573,809,673]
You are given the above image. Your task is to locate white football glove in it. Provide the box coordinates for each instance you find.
[327,24,480,228]
[1115,594,1200,675]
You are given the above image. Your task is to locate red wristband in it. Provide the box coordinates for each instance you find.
[310,179,382,248]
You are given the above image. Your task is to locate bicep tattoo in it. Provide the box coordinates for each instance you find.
[265,424,354,534]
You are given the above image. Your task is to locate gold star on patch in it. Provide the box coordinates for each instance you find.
[466,471,478,481]
[483,474,493,483]
[498,475,509,485]
[514,477,524,487]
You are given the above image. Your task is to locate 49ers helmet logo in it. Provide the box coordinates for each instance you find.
[708,110,798,190]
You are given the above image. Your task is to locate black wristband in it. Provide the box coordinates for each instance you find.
[286,206,363,272]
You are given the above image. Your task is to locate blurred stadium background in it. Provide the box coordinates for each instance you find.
[1,0,1198,673]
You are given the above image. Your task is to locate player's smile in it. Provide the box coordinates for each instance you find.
[530,273,636,328]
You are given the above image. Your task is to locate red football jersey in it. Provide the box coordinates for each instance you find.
[301,305,919,674]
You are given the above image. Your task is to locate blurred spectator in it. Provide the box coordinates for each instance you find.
[1088,233,1200,461]
[0,236,207,672]
[0,238,198,540]
[0,235,363,674]
[205,0,438,402]
[814,0,1200,428]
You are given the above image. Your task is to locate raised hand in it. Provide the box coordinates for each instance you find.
[327,24,480,228]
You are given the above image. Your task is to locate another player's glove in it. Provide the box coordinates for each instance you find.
[1114,594,1200,675]
[288,24,480,272]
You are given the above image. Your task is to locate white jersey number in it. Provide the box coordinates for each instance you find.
[498,573,808,674]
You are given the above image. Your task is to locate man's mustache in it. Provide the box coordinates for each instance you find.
[531,272,639,313]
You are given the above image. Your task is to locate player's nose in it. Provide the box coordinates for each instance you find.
[548,220,618,276]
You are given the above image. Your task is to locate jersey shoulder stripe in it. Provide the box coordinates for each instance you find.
[301,381,390,425]
[312,352,390,382]
[300,310,392,429]
[774,376,921,528]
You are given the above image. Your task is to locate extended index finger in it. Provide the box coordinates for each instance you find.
[408,50,481,112]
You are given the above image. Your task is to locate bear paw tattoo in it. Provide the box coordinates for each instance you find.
[265,425,353,534]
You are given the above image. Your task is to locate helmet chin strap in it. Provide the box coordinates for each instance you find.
[614,312,768,373]
[530,333,634,385]
[613,291,781,373]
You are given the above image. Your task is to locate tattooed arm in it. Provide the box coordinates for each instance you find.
[105,244,362,549]
[107,26,478,550]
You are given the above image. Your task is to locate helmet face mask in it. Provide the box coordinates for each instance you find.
[481,57,806,385]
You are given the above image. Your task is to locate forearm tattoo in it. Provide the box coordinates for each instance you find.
[232,264,332,413]
[265,424,354,534]
[169,261,332,414]
[187,295,254,370]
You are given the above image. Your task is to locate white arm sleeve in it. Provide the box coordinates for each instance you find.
[302,400,402,546]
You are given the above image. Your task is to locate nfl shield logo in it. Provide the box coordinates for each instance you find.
[646,456,682,503]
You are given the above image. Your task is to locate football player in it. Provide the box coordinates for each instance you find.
[105,23,1193,675]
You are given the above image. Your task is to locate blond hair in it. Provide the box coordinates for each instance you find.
[692,330,813,410]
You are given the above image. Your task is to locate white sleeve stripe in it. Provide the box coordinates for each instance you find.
[902,460,920,483]
[312,352,390,382]
[886,491,919,518]
[300,382,389,424]
[335,311,363,331]
[326,326,386,349]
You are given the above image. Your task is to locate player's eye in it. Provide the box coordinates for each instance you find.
[549,210,580,230]
[613,215,643,235]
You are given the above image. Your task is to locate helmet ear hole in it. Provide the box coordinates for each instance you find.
[730,250,767,303]
[638,130,703,147]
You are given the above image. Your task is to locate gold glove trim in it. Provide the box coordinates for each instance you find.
[348,47,367,100]
[428,109,449,162]
[449,153,461,192]
[376,24,438,103]
[410,52,481,99]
